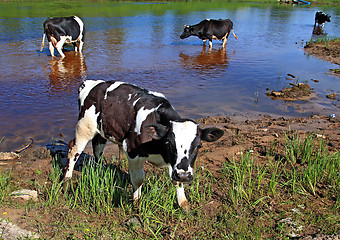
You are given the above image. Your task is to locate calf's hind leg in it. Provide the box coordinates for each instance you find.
[64,113,98,179]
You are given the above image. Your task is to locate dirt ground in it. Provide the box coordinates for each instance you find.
[0,40,339,239]
[304,38,340,74]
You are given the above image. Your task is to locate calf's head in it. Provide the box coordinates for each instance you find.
[147,120,224,183]
[180,25,194,39]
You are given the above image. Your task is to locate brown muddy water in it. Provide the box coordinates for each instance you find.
[0,1,340,151]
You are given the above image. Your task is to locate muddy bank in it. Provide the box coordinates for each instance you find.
[0,114,339,239]
[304,39,340,73]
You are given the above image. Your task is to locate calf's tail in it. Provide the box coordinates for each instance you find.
[232,29,238,39]
[40,33,45,52]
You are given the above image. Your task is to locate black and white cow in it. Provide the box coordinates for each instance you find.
[40,16,85,58]
[180,19,238,48]
[314,11,331,28]
[65,80,224,210]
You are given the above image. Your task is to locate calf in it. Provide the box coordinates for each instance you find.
[65,80,224,210]
[180,19,238,48]
[314,11,331,28]
[40,16,85,58]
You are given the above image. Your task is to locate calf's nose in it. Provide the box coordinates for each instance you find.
[172,171,193,183]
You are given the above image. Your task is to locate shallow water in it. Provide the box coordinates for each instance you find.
[0,1,339,151]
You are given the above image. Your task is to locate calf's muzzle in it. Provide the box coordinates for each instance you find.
[172,170,193,183]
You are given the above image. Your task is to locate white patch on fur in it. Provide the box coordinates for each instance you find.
[79,80,104,107]
[171,121,198,173]
[133,97,140,106]
[148,91,166,99]
[73,16,84,40]
[65,105,99,178]
[134,105,161,135]
[122,139,128,152]
[128,94,132,101]
[104,81,124,99]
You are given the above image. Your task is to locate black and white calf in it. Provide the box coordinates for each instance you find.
[314,11,331,28]
[40,16,85,58]
[180,19,238,48]
[65,80,224,210]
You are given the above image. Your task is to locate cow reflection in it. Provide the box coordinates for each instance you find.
[179,47,229,73]
[48,52,87,92]
[312,26,325,35]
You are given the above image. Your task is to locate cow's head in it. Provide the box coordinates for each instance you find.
[180,25,194,39]
[146,120,224,183]
[316,11,331,23]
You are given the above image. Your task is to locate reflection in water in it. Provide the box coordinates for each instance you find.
[47,52,87,92]
[0,2,339,152]
[312,25,325,35]
[179,47,229,73]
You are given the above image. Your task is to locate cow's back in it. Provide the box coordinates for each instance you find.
[78,80,180,152]
[43,16,83,41]
[210,19,233,39]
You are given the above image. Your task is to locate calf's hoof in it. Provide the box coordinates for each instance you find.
[179,200,189,213]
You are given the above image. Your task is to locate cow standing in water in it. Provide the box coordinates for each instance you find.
[180,19,238,48]
[314,11,331,29]
[40,16,85,58]
[65,80,224,210]
[313,11,331,35]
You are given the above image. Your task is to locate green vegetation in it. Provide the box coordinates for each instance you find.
[0,0,338,19]
[0,132,339,238]
[306,36,340,46]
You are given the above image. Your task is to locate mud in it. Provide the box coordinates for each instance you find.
[304,39,340,74]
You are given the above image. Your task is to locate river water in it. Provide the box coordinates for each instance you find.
[0,1,339,151]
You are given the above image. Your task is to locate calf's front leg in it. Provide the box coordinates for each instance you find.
[48,42,55,57]
[128,156,145,201]
[175,182,189,212]
[168,166,189,211]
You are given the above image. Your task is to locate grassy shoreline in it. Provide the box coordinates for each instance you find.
[0,129,339,239]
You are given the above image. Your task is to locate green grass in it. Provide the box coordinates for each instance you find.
[306,37,340,46]
[0,171,11,204]
[0,132,339,239]
[0,137,11,205]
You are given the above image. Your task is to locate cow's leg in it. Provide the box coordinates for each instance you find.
[78,41,84,54]
[128,156,145,201]
[48,42,55,57]
[55,36,67,58]
[208,38,213,48]
[203,39,207,46]
[73,42,78,52]
[92,134,107,162]
[167,166,189,211]
[222,32,230,48]
[175,182,188,211]
[64,108,98,179]
[222,38,227,48]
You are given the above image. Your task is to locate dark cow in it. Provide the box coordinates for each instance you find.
[40,16,85,58]
[180,19,238,48]
[314,11,331,28]
[64,80,224,210]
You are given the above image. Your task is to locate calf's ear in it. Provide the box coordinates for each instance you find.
[200,127,224,142]
[145,124,168,140]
